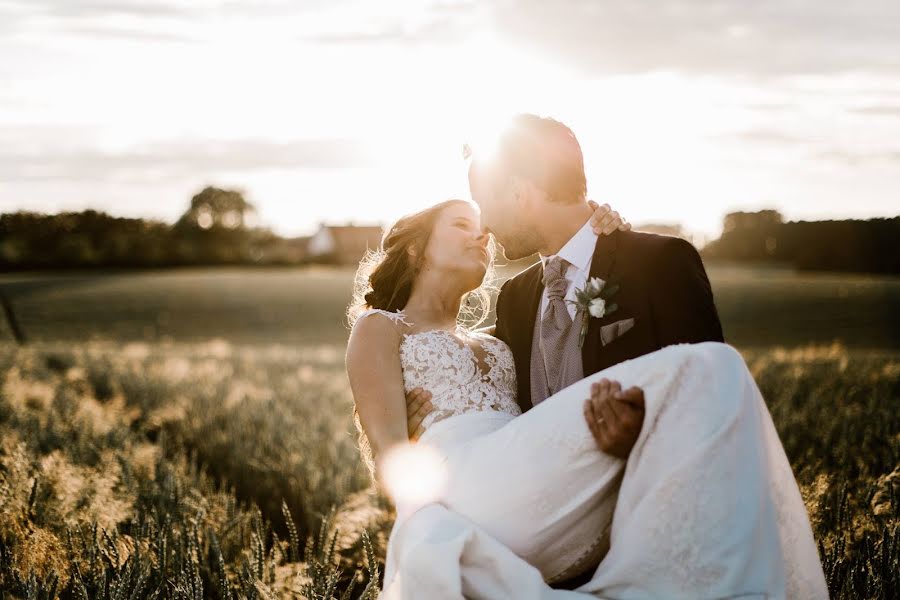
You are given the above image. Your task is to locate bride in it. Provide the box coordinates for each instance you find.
[345,199,827,599]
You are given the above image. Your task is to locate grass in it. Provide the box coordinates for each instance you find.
[0,265,898,598]
[1,263,898,349]
[0,340,389,599]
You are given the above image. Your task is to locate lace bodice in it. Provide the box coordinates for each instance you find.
[358,309,521,431]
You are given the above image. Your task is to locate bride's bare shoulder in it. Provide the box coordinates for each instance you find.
[348,309,409,352]
[355,308,412,327]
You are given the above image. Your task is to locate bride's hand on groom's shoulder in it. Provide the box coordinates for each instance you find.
[583,379,645,459]
[588,200,631,236]
[406,387,433,441]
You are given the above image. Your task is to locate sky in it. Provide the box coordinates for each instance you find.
[1,0,899,239]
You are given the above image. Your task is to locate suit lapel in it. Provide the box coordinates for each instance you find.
[580,231,619,373]
[516,263,544,412]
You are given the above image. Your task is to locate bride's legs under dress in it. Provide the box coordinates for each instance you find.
[381,343,827,599]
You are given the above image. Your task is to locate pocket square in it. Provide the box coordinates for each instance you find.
[599,318,635,346]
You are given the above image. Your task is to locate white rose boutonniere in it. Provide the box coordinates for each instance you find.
[569,276,620,347]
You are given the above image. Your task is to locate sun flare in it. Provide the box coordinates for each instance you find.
[380,442,448,507]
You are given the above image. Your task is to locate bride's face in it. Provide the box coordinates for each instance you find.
[419,202,490,289]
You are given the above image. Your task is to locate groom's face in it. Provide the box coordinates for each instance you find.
[468,166,541,261]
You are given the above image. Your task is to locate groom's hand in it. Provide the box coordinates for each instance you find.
[405,387,434,441]
[583,379,645,459]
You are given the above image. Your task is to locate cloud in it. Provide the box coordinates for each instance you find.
[850,104,900,117]
[1,0,479,46]
[816,149,900,166]
[300,1,480,46]
[0,137,371,183]
[0,1,335,41]
[743,103,795,112]
[714,129,811,147]
[304,18,467,45]
[58,25,197,43]
[0,0,200,42]
[10,1,896,81]
[3,0,195,20]
[488,0,900,78]
[8,0,339,21]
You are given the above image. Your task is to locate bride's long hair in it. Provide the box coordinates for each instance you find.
[347,199,498,478]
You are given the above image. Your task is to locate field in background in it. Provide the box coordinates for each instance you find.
[1,263,899,349]
[0,265,897,598]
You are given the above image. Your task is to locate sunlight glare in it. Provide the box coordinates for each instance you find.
[380,442,448,507]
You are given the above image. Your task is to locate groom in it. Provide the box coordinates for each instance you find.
[484,114,723,404]
[409,113,724,588]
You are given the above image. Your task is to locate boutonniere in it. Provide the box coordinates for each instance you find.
[569,276,620,347]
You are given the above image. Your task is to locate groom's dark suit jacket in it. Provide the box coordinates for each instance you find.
[494,230,724,589]
[495,229,725,416]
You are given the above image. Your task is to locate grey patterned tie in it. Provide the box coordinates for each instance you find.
[540,256,577,396]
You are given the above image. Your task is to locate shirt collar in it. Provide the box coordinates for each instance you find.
[540,218,598,273]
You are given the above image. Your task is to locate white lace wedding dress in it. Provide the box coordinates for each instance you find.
[358,309,827,600]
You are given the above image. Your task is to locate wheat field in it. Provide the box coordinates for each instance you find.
[0,266,897,598]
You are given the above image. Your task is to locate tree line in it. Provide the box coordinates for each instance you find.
[1,187,299,270]
[1,187,897,274]
[701,210,899,274]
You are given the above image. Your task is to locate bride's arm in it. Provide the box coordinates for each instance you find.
[346,314,413,481]
[588,199,631,235]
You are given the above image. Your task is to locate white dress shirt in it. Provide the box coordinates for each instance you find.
[539,219,599,321]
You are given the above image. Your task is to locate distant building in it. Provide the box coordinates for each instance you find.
[258,236,309,264]
[308,224,384,264]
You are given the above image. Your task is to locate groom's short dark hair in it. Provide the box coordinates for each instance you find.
[479,113,587,205]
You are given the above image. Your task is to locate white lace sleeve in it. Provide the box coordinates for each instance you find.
[356,308,413,327]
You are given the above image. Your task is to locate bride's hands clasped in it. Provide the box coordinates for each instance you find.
[588,200,631,236]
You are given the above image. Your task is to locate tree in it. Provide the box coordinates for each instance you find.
[172,186,264,264]
[176,186,256,231]
[703,209,900,274]
[722,210,783,233]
